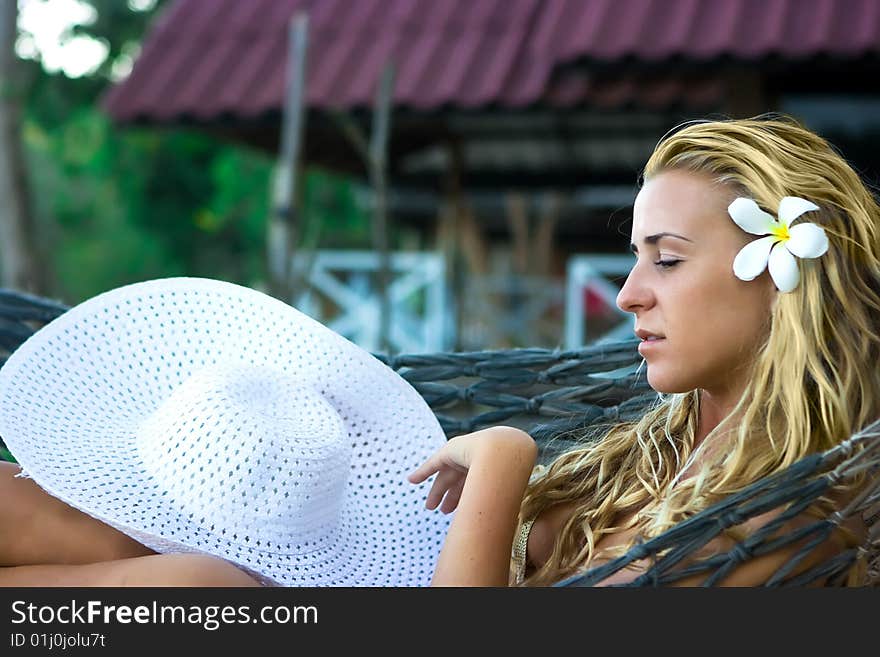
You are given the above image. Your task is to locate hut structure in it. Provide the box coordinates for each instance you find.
[102,0,880,351]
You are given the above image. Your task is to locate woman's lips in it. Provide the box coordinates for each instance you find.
[637,337,665,355]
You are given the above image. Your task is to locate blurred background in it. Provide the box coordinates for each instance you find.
[2,0,879,354]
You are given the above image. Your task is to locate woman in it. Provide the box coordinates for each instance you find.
[2,115,877,587]
[411,115,880,586]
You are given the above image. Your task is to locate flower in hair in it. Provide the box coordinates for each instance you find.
[728,197,828,293]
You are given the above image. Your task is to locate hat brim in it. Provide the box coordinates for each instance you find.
[0,277,452,586]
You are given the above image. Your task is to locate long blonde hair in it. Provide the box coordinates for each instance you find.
[519,115,880,586]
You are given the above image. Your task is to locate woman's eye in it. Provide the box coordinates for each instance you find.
[654,259,681,269]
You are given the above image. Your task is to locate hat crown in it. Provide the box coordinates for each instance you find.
[136,362,351,551]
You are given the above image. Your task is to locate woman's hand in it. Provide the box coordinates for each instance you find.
[407,426,536,514]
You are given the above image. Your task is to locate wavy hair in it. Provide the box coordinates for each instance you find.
[519,115,880,586]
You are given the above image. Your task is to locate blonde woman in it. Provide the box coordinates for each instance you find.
[411,115,879,587]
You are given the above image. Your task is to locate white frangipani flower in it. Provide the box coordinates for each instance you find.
[728,196,828,293]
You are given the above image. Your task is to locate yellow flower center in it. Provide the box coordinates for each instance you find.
[770,222,790,241]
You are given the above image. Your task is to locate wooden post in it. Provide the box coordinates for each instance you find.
[268,13,308,303]
[330,64,396,354]
[506,192,529,274]
[0,0,46,294]
[446,140,467,350]
[534,191,562,276]
[369,63,395,355]
[458,202,488,275]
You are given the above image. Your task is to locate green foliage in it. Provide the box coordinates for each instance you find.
[17,0,372,305]
[302,167,372,249]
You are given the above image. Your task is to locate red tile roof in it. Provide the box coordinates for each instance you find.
[103,0,880,122]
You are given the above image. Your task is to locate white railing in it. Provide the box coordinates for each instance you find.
[565,254,635,348]
[292,250,447,353]
[289,250,635,352]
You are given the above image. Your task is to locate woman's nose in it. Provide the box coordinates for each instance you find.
[616,265,651,313]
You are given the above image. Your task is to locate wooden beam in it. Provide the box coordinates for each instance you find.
[268,13,308,302]
[370,63,395,355]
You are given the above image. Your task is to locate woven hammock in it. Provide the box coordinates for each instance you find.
[1,288,877,587]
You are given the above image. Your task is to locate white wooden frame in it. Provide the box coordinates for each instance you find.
[293,250,447,353]
[565,254,635,348]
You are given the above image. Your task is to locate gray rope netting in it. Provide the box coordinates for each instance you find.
[374,341,657,453]
[555,420,880,587]
[1,288,877,586]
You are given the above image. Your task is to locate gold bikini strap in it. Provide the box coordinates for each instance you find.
[511,517,536,585]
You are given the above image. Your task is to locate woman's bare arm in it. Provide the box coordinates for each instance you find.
[409,427,538,586]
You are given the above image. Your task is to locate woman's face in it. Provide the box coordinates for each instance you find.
[616,169,776,396]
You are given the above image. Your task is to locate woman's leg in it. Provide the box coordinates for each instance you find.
[0,553,262,587]
[0,461,154,566]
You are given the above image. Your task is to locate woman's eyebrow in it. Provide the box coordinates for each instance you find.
[629,232,694,253]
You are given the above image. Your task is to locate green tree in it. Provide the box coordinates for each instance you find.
[16,0,371,305]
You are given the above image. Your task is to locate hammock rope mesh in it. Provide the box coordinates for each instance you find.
[1,288,877,586]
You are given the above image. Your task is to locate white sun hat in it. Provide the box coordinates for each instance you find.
[0,277,452,586]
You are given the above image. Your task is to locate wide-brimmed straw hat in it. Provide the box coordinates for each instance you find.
[0,277,452,586]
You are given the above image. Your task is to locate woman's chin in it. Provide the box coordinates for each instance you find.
[646,371,693,395]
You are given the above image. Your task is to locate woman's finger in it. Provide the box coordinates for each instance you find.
[407,453,442,484]
[439,477,465,514]
[425,469,459,510]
